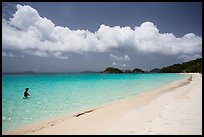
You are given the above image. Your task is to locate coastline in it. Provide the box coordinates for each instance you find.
[3,73,201,135]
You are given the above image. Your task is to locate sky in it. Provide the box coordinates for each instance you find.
[2,2,202,72]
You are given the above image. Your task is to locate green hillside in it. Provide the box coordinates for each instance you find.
[158,58,202,73]
[102,58,202,74]
[132,68,145,73]
[103,67,123,73]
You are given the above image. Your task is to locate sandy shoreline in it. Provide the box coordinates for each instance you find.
[4,73,202,135]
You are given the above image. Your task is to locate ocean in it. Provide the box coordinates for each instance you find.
[2,73,188,132]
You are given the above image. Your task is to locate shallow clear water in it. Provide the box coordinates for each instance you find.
[2,73,187,132]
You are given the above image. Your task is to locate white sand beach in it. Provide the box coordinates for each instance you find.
[100,73,202,135]
[5,73,202,135]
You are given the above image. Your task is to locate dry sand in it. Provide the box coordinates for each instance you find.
[4,73,202,135]
[100,73,202,135]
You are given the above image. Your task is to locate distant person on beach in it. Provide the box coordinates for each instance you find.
[24,88,30,98]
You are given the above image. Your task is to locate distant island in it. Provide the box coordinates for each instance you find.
[102,67,146,74]
[3,58,202,74]
[103,67,123,73]
[102,58,202,74]
[22,71,36,74]
[3,71,36,74]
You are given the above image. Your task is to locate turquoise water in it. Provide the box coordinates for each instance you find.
[2,73,188,132]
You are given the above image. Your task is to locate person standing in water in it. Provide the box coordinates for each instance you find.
[24,88,30,98]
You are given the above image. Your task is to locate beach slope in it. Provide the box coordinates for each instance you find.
[6,73,202,135]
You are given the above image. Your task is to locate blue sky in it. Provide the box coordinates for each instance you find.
[2,2,202,72]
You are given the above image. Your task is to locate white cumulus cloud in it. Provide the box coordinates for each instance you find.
[2,51,16,57]
[53,52,69,59]
[109,53,130,61]
[2,4,202,60]
[122,64,129,67]
[112,62,117,66]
